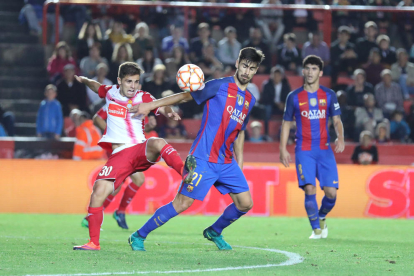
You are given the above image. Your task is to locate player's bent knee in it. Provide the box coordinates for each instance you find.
[92,180,114,201]
[148,138,167,152]
[173,196,194,213]
[238,201,253,213]
[130,172,145,187]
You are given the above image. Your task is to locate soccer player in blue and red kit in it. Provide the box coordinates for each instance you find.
[280,55,345,239]
[127,47,265,251]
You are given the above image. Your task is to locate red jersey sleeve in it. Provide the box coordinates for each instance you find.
[96,107,107,120]
[141,92,160,115]
[98,85,112,98]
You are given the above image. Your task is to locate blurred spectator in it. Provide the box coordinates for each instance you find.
[71,110,104,160]
[390,110,411,142]
[217,26,242,68]
[201,0,226,27]
[136,47,163,78]
[351,130,378,165]
[283,0,317,33]
[261,66,291,137]
[108,43,134,83]
[375,69,405,118]
[36,84,63,139]
[101,19,135,61]
[376,35,396,68]
[222,10,256,43]
[190,23,216,63]
[243,27,271,74]
[80,43,108,79]
[249,121,266,143]
[77,21,103,61]
[396,0,414,49]
[336,90,355,140]
[165,46,191,79]
[277,33,302,74]
[367,0,392,31]
[391,48,414,99]
[19,0,63,42]
[257,0,285,53]
[47,41,77,83]
[144,113,158,139]
[131,22,154,61]
[162,25,189,58]
[362,48,384,87]
[57,64,88,116]
[142,64,171,99]
[198,43,223,80]
[346,69,374,107]
[331,26,357,83]
[375,121,390,143]
[354,93,384,138]
[302,31,330,74]
[86,63,112,105]
[158,114,187,140]
[0,106,15,137]
[356,21,378,64]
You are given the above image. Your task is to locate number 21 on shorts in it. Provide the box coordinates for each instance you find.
[191,172,203,186]
[99,166,113,177]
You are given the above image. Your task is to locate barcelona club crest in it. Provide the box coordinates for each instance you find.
[310,98,317,107]
[245,101,249,109]
[186,185,193,193]
[319,99,326,106]
[237,95,244,106]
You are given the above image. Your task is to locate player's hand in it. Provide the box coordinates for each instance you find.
[129,103,151,118]
[335,138,345,153]
[167,110,181,121]
[74,75,84,83]
[279,148,291,168]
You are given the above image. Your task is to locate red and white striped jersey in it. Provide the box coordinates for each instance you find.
[97,84,159,151]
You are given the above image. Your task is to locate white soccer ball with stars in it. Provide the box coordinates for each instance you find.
[176,64,205,92]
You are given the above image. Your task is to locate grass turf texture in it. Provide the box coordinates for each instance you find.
[0,214,413,276]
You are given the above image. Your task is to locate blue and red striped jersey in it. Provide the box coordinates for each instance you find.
[189,76,256,163]
[283,85,341,151]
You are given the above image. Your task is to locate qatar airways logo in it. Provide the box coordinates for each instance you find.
[301,109,326,120]
[108,104,127,119]
[227,106,246,125]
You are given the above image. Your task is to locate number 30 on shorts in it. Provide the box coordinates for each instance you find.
[99,166,113,176]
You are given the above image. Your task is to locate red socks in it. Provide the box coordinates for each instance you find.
[118,182,140,213]
[160,144,184,176]
[103,194,115,209]
[87,206,103,246]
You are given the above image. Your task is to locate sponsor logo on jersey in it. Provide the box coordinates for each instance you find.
[227,106,247,125]
[334,103,340,110]
[301,109,326,119]
[319,99,326,106]
[108,103,127,119]
[310,98,317,107]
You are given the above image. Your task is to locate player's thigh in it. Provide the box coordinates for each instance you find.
[295,150,317,187]
[215,161,250,197]
[178,158,219,201]
[229,191,253,212]
[316,149,339,190]
[129,171,145,187]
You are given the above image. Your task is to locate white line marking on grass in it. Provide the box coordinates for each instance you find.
[22,246,303,276]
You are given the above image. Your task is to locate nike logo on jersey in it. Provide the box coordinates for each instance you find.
[333,181,338,184]
[228,95,237,98]
[299,102,307,106]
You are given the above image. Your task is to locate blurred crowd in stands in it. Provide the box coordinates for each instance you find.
[12,0,414,148]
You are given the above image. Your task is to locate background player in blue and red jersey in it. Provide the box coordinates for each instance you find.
[280,55,345,239]
[127,47,265,251]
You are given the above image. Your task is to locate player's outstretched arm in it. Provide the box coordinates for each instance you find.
[74,75,101,94]
[333,115,345,153]
[234,130,245,169]
[279,120,292,168]
[159,106,181,121]
[130,92,193,118]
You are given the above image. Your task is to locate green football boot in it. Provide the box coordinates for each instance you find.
[128,231,146,251]
[203,226,232,250]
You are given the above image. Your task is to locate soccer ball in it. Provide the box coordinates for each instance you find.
[176,64,205,92]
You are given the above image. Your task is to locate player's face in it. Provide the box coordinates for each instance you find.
[118,74,140,98]
[236,59,258,85]
[302,64,323,85]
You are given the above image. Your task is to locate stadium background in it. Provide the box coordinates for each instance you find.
[0,0,414,220]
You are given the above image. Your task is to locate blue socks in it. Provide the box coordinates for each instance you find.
[211,203,247,235]
[319,196,336,219]
[138,202,178,238]
[304,194,320,229]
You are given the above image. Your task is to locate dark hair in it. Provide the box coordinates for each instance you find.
[118,62,144,79]
[302,55,324,71]
[238,47,265,65]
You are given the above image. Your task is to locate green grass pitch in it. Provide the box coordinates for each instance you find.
[0,214,413,275]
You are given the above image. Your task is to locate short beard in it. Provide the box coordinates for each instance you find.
[236,72,250,85]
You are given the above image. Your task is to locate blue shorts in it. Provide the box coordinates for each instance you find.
[295,148,339,190]
[178,157,250,201]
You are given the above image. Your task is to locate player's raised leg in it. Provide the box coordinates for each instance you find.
[74,179,115,250]
[129,193,194,251]
[114,172,145,230]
